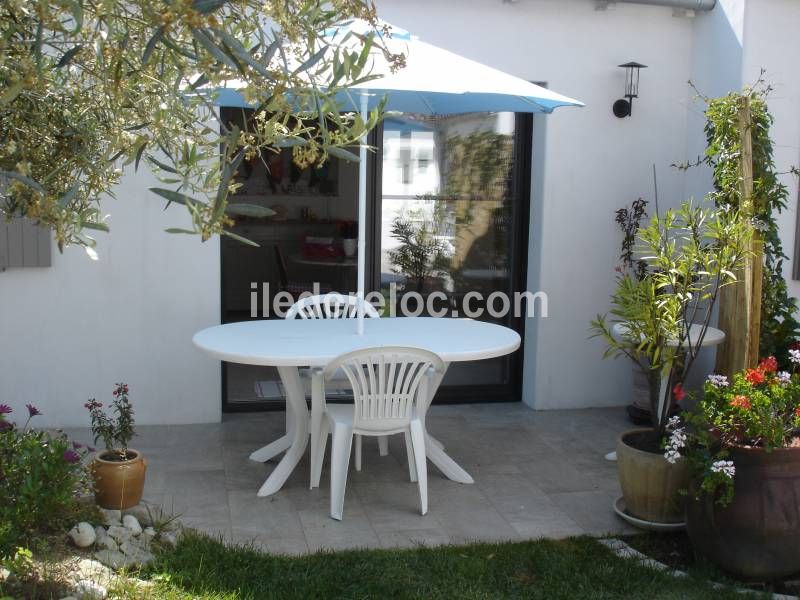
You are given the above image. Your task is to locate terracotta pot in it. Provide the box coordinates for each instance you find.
[616,428,688,524]
[91,449,147,510]
[686,445,800,580]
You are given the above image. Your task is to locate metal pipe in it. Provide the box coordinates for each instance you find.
[613,0,716,10]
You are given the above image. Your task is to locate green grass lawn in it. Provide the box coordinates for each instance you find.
[105,531,757,600]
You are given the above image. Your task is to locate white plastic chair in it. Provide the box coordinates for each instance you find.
[311,346,445,520]
[285,293,385,487]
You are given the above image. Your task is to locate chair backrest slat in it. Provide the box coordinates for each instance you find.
[325,347,445,431]
[286,293,380,320]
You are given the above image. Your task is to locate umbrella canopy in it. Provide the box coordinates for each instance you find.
[216,21,583,333]
[325,21,583,115]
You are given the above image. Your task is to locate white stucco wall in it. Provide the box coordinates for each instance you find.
[2,0,797,425]
[0,166,221,427]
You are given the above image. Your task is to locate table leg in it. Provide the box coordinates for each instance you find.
[256,366,309,497]
[420,363,473,485]
[249,376,298,462]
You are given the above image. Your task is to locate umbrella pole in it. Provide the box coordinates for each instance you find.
[356,92,368,335]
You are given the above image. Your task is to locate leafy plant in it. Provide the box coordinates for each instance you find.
[590,201,752,438]
[663,355,800,506]
[615,198,648,281]
[0,404,90,555]
[388,211,451,293]
[85,383,135,460]
[0,1,401,250]
[680,76,800,368]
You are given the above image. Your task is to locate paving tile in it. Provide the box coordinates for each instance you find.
[228,490,305,538]
[547,489,637,536]
[228,530,310,556]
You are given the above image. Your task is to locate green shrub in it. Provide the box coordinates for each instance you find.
[0,404,89,555]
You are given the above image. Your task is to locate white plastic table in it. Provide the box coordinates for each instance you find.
[193,317,521,496]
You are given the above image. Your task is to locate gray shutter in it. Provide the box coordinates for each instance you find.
[0,217,52,270]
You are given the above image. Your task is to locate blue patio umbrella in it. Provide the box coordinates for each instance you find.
[218,21,583,332]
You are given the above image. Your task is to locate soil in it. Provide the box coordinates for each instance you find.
[623,532,800,596]
[622,429,663,454]
[98,450,137,462]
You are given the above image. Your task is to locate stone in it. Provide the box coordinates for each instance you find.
[160,530,179,547]
[73,579,107,599]
[97,535,118,551]
[99,509,121,527]
[105,525,131,542]
[122,514,142,535]
[93,549,131,570]
[59,597,78,600]
[70,559,114,586]
[68,522,96,548]
[142,526,156,539]
[122,503,164,527]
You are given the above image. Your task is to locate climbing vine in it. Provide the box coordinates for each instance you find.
[683,77,800,367]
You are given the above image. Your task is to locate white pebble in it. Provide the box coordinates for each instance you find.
[68,523,97,548]
[122,514,142,535]
[73,579,107,599]
[99,509,121,526]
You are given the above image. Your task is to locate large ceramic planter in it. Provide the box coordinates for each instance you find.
[686,445,800,580]
[91,449,147,510]
[617,428,688,523]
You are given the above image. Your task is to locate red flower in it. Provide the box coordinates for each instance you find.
[795,406,800,418]
[759,356,778,373]
[745,368,766,385]
[790,341,800,352]
[672,383,686,403]
[730,395,752,410]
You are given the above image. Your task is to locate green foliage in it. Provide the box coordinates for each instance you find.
[696,78,800,367]
[0,0,400,249]
[85,382,135,458]
[667,357,800,506]
[388,210,451,293]
[590,201,752,435]
[0,407,89,556]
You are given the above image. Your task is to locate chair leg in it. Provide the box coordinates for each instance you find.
[355,434,362,471]
[378,436,389,456]
[310,370,324,489]
[330,422,353,521]
[404,430,417,483]
[311,419,330,489]
[409,420,428,516]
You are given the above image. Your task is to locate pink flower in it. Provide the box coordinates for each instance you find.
[25,403,41,417]
[0,404,11,415]
[63,450,80,464]
[0,421,12,432]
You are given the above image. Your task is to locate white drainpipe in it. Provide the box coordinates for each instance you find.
[609,0,716,9]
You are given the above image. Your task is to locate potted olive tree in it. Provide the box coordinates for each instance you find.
[85,383,146,510]
[590,200,750,525]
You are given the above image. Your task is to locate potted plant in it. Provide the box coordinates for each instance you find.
[85,383,146,510]
[590,201,750,525]
[665,357,800,579]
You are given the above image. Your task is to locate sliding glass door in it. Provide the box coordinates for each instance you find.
[372,112,532,403]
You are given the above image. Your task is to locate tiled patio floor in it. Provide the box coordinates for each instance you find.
[70,404,637,554]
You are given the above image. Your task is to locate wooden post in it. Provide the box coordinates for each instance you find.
[714,95,762,376]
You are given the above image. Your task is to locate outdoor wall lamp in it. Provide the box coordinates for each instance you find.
[613,61,647,118]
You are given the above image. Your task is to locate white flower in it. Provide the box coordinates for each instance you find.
[777,371,791,384]
[666,415,682,430]
[751,218,769,232]
[664,450,682,464]
[707,374,729,388]
[790,349,800,365]
[711,460,735,478]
